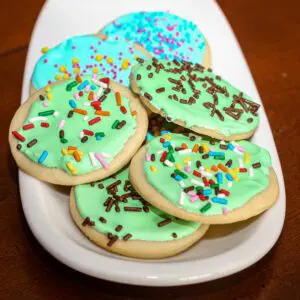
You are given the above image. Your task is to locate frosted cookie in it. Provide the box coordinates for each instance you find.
[31,34,151,92]
[130,133,279,224]
[101,11,211,67]
[131,58,261,141]
[9,75,148,185]
[70,166,209,259]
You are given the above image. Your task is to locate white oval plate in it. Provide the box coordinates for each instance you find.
[19,0,285,286]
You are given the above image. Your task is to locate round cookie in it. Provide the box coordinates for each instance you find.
[131,58,261,141]
[31,34,152,93]
[9,75,148,185]
[129,133,279,224]
[100,11,211,68]
[70,166,209,259]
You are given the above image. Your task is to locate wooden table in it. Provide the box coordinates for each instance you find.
[1,1,299,299]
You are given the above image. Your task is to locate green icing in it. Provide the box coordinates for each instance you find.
[74,167,201,241]
[132,59,260,136]
[15,75,137,175]
[144,133,272,216]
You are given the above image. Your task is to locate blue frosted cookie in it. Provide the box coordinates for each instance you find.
[101,11,209,64]
[31,35,150,90]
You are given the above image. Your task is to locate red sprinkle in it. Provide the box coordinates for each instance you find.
[199,194,207,201]
[160,151,168,162]
[120,106,127,114]
[209,179,215,185]
[83,129,94,136]
[100,77,110,86]
[12,131,25,142]
[23,124,34,130]
[239,168,247,173]
[91,101,101,107]
[193,170,202,178]
[88,117,101,125]
[202,177,209,187]
[41,122,50,128]
[160,138,165,143]
[220,189,230,196]
[79,91,84,97]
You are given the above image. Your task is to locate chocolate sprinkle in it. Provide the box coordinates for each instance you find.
[107,235,118,247]
[172,233,177,238]
[27,139,37,148]
[124,207,142,212]
[82,217,95,227]
[123,234,132,241]
[81,136,88,143]
[67,110,74,118]
[16,144,22,150]
[144,92,153,100]
[115,225,123,232]
[158,219,172,227]
[99,217,106,223]
[252,162,261,168]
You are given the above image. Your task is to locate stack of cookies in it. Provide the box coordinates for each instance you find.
[9,12,279,259]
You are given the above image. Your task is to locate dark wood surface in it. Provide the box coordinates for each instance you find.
[1,0,299,299]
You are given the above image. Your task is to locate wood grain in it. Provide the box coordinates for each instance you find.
[1,0,299,299]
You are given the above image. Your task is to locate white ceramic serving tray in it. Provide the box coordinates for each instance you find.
[19,0,285,286]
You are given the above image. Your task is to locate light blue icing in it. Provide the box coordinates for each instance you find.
[32,35,148,89]
[101,11,206,63]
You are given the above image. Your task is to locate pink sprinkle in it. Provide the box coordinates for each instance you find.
[184,166,191,173]
[190,196,199,202]
[58,119,65,129]
[188,191,196,196]
[74,93,80,101]
[223,207,229,215]
[43,101,48,107]
[92,73,97,79]
[188,47,194,51]
[90,46,94,49]
[93,94,98,101]
[236,146,245,152]
[43,59,48,63]
[94,153,109,169]
[145,154,151,162]
[54,64,58,67]
[72,46,76,49]
[83,70,87,73]
[48,80,52,84]
[103,55,107,59]
[85,85,90,92]
[119,79,123,83]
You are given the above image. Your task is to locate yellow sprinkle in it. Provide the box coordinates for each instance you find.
[164,134,172,140]
[67,150,84,155]
[45,86,51,92]
[228,170,239,181]
[183,156,191,164]
[55,74,61,80]
[175,163,182,169]
[41,46,49,53]
[63,73,69,80]
[59,65,67,73]
[92,67,99,73]
[205,167,211,173]
[72,57,79,64]
[244,152,250,164]
[73,67,80,74]
[154,131,160,137]
[61,148,68,155]
[121,58,129,69]
[107,57,113,64]
[134,55,140,61]
[150,165,157,172]
[66,162,77,174]
[202,143,210,153]
[95,54,102,61]
[46,92,53,100]
[233,167,239,173]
